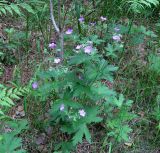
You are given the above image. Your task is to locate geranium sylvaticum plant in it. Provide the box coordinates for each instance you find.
[37,37,135,151]
[34,2,136,152]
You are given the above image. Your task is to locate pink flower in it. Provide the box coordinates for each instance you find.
[112,34,122,42]
[49,42,56,49]
[54,58,61,64]
[100,16,107,21]
[75,45,82,50]
[84,46,93,54]
[78,109,86,117]
[65,28,73,34]
[60,104,65,111]
[78,16,84,22]
[32,82,38,89]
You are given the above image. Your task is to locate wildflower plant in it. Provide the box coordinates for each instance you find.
[29,2,145,151]
[42,8,154,152]
[35,15,137,152]
[0,0,159,152]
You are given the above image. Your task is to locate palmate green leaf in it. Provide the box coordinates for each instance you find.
[116,125,132,142]
[83,125,91,143]
[105,65,118,72]
[60,106,102,135]
[73,85,92,98]
[69,53,92,65]
[84,59,118,82]
[100,64,118,81]
[36,83,54,98]
[60,142,73,153]
[113,94,124,108]
[91,83,116,99]
[72,124,91,146]
[107,124,132,142]
[119,108,137,121]
[0,134,26,153]
[89,35,105,45]
[84,106,102,123]
[107,103,136,142]
[85,61,100,81]
[72,126,83,145]
[105,44,117,58]
[52,99,82,112]
[0,120,28,153]
[85,68,97,80]
[38,66,68,79]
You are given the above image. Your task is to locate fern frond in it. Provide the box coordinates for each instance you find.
[122,0,159,13]
[0,85,29,116]
[0,1,35,16]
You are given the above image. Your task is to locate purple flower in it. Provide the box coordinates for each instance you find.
[78,109,86,117]
[60,104,65,111]
[75,45,82,50]
[49,42,56,49]
[112,34,122,42]
[100,16,107,21]
[54,58,61,64]
[78,16,84,22]
[65,28,73,34]
[114,27,120,32]
[32,82,38,89]
[84,46,93,54]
